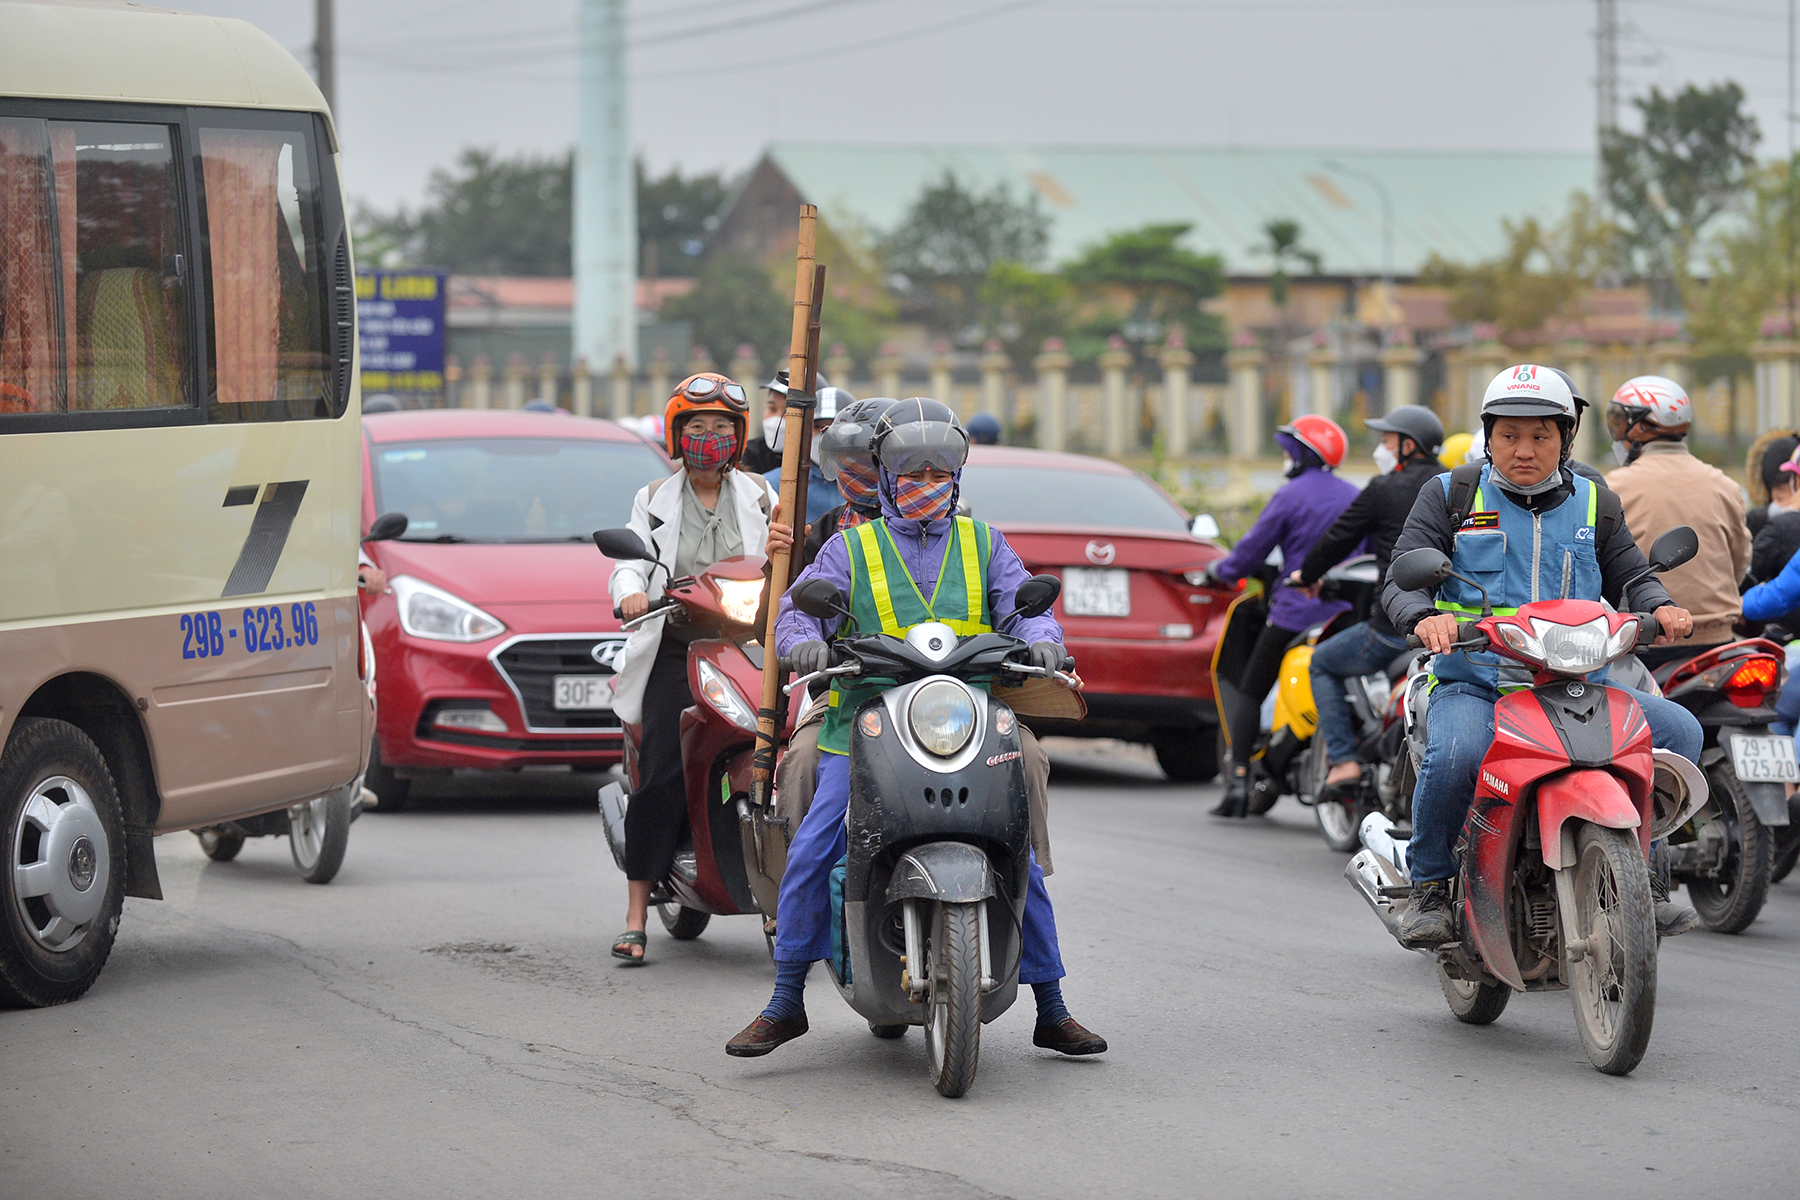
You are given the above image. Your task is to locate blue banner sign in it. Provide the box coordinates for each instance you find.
[356,271,447,396]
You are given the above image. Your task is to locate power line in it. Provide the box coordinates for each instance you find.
[634,0,875,47]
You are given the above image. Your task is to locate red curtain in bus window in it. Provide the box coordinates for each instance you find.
[200,129,282,405]
[0,118,62,414]
[50,125,76,398]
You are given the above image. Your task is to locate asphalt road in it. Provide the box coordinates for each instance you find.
[4,745,1797,1199]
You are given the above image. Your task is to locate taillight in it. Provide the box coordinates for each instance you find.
[1724,656,1779,707]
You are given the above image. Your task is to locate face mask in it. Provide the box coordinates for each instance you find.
[1611,439,1637,467]
[893,476,955,521]
[1372,444,1399,475]
[680,428,737,472]
[810,437,823,468]
[1495,461,1564,496]
[763,414,784,452]
[1280,455,1297,478]
[1769,489,1800,514]
[836,459,880,509]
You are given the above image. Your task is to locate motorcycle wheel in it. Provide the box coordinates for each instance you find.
[1315,793,1362,854]
[1565,824,1657,1077]
[657,903,711,939]
[1771,828,1800,885]
[1152,728,1220,783]
[288,787,351,885]
[869,1022,908,1039]
[923,901,982,1098]
[195,827,244,862]
[1687,767,1772,934]
[1437,963,1510,1025]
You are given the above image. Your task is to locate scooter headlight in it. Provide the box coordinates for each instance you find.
[1500,615,1621,676]
[907,680,977,757]
[713,578,764,626]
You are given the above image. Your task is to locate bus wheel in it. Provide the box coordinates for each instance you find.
[0,718,127,1008]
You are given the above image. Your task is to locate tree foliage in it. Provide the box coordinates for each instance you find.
[638,161,728,278]
[1251,218,1323,308]
[658,251,791,364]
[1603,82,1759,304]
[1686,158,1800,380]
[979,260,1072,364]
[1063,222,1224,326]
[882,172,1051,335]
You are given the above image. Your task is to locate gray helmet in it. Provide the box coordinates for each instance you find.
[817,397,895,481]
[871,397,969,476]
[1365,405,1444,459]
[764,368,832,396]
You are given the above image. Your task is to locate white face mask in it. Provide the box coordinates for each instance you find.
[763,414,784,452]
[1769,490,1800,514]
[1372,444,1399,475]
[1280,455,1295,476]
[810,437,822,468]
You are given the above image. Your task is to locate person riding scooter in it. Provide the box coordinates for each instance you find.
[1604,375,1751,670]
[1289,405,1447,799]
[765,384,853,526]
[606,373,794,964]
[742,368,833,476]
[727,398,1105,1060]
[1204,414,1360,817]
[1383,364,1703,946]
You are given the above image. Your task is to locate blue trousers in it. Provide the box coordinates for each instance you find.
[1408,680,1703,883]
[775,751,1066,984]
[1310,621,1408,765]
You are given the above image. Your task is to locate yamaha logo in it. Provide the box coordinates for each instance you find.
[1085,541,1116,566]
[1567,683,1584,697]
[591,640,627,669]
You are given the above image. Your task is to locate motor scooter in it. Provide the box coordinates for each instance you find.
[1346,530,1707,1076]
[783,573,1080,1098]
[590,528,789,943]
[1639,640,1793,933]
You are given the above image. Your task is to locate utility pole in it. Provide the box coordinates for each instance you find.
[1595,0,1617,214]
[575,0,637,373]
[313,0,336,114]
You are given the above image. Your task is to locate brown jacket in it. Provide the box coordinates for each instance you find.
[1607,441,1752,645]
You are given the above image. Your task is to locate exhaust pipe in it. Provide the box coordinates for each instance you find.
[1345,849,1409,943]
[1360,811,1409,876]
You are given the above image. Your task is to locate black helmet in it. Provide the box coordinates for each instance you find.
[1549,367,1590,418]
[1365,405,1444,459]
[817,397,896,481]
[1761,434,1800,495]
[872,397,969,476]
[764,367,832,396]
[966,412,1002,445]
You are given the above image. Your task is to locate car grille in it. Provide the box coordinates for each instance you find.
[491,636,629,732]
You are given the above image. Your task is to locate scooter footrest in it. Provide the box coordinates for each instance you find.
[1377,885,1412,899]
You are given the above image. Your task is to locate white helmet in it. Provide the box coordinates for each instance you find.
[1480,364,1579,423]
[1607,375,1690,465]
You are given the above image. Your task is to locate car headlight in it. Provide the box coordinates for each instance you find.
[696,658,757,732]
[908,679,977,757]
[713,578,764,626]
[390,575,506,643]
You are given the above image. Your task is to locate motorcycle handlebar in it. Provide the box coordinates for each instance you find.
[1406,619,1488,652]
[1633,612,1663,648]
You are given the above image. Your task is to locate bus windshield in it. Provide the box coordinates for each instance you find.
[372,437,672,543]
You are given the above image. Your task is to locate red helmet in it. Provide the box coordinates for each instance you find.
[1277,414,1347,469]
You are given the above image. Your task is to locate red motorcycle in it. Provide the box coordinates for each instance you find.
[590,529,788,942]
[1348,530,1707,1076]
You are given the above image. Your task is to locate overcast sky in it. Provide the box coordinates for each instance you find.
[179,0,1797,214]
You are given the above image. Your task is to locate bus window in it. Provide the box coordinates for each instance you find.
[0,117,188,415]
[196,119,333,420]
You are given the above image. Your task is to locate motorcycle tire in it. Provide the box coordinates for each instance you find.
[288,786,352,885]
[924,901,982,1098]
[869,1022,907,1039]
[1437,963,1510,1025]
[1566,824,1657,1077]
[1688,766,1772,934]
[1152,729,1220,784]
[195,827,245,862]
[1771,828,1800,885]
[1315,794,1362,854]
[658,903,710,939]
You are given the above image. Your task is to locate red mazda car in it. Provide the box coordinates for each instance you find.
[358,410,674,808]
[956,446,1235,780]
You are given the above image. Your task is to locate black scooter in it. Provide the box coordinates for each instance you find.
[783,575,1077,1098]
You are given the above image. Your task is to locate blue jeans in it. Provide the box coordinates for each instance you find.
[1408,680,1703,883]
[1310,621,1408,765]
[775,751,1066,984]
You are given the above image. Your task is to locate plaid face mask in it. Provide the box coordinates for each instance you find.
[836,459,879,508]
[893,476,954,521]
[680,427,737,471]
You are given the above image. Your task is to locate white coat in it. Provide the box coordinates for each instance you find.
[606,469,773,723]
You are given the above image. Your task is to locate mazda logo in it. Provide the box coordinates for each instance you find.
[1085,541,1115,566]
[591,640,627,669]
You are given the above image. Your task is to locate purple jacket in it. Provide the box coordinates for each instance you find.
[1214,465,1362,631]
[776,483,1061,654]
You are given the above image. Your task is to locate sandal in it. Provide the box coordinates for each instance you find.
[611,930,647,965]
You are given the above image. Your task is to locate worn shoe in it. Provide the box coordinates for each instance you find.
[1210,770,1248,818]
[1397,879,1456,948]
[725,1012,809,1057]
[1033,1016,1108,1056]
[1649,871,1700,938]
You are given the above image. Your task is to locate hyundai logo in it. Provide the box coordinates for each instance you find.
[591,640,627,669]
[1085,541,1116,566]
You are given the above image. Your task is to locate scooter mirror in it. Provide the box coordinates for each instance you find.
[1389,547,1454,593]
[1012,575,1061,619]
[794,578,850,620]
[592,527,651,561]
[1648,525,1698,573]
[364,511,409,543]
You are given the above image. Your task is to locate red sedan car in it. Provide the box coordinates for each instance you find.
[957,446,1235,780]
[358,410,674,808]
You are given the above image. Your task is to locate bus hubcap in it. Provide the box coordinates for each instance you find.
[12,777,110,952]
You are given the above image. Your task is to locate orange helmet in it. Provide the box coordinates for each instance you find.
[663,372,750,463]
[1276,414,1348,469]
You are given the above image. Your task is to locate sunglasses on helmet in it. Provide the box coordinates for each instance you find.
[679,376,748,409]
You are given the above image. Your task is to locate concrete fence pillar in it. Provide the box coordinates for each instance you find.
[1755,332,1799,431]
[469,354,493,410]
[571,356,593,417]
[1034,338,1072,452]
[729,344,762,395]
[873,342,903,401]
[609,355,631,420]
[1379,333,1418,414]
[929,340,955,414]
[1160,332,1194,458]
[538,353,561,407]
[1305,335,1333,420]
[1224,337,1264,460]
[980,340,1010,421]
[1099,336,1132,456]
[647,347,670,417]
[445,355,464,409]
[503,353,529,410]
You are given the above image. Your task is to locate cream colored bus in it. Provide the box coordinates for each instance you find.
[0,1,374,1005]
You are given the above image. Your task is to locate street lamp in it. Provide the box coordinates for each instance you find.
[1324,159,1395,342]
